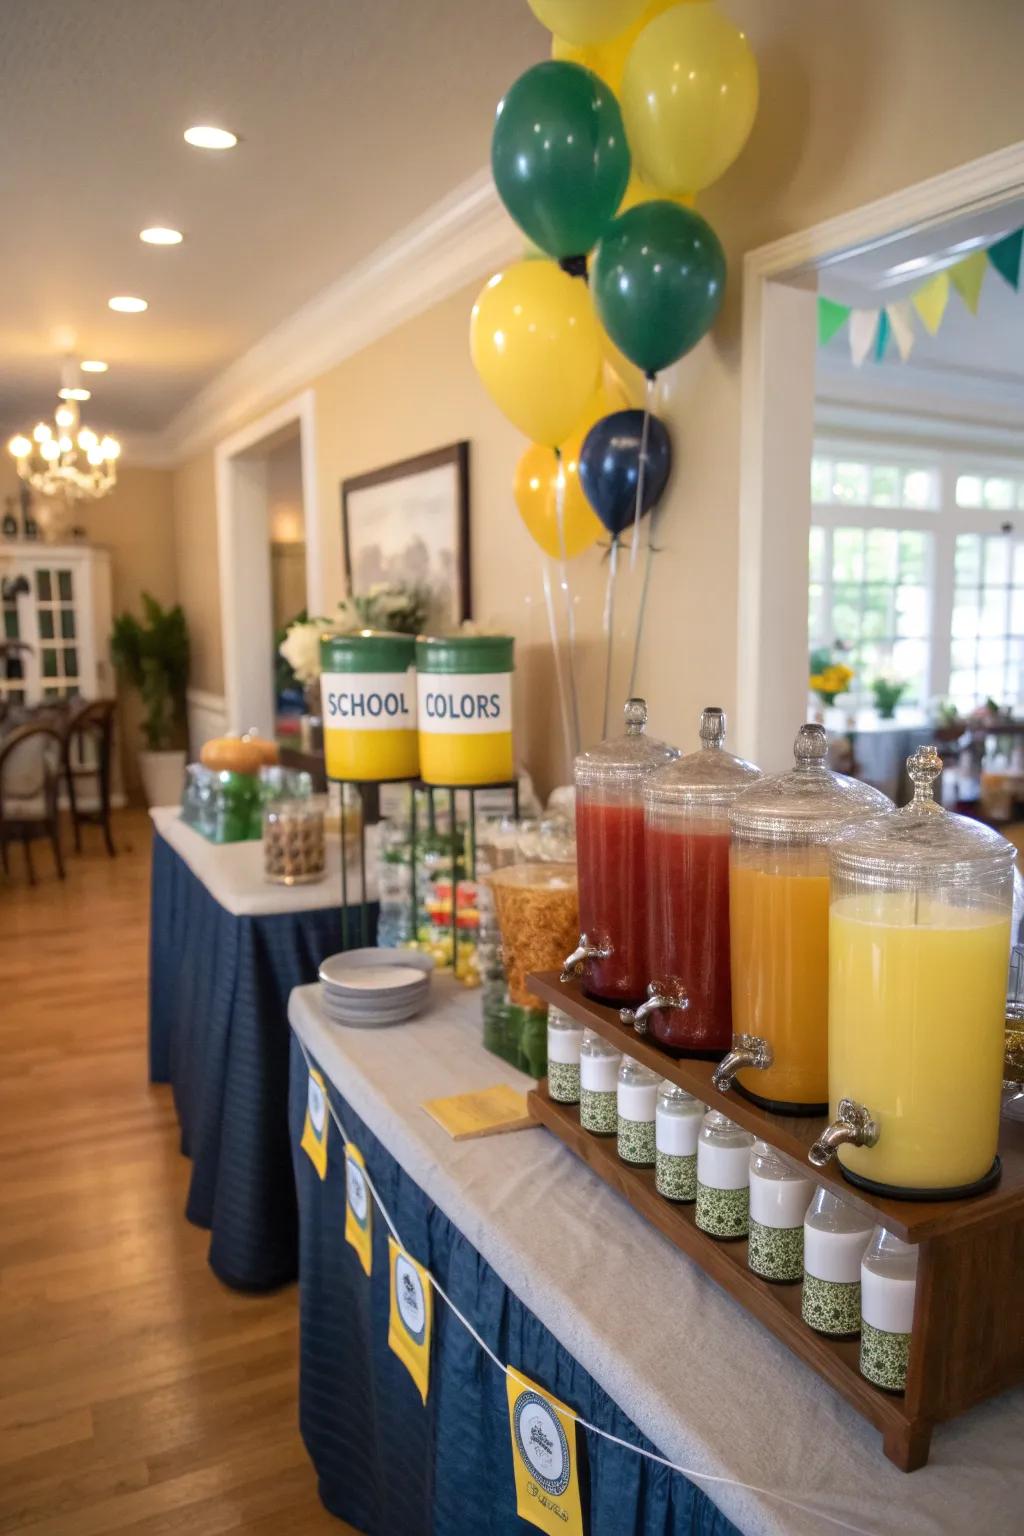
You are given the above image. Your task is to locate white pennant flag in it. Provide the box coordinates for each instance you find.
[886,301,915,362]
[849,309,879,367]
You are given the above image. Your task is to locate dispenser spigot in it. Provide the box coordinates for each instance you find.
[619,982,689,1035]
[560,933,612,984]
[712,1033,773,1093]
[808,1099,880,1168]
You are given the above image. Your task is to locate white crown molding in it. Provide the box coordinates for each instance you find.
[161,168,518,465]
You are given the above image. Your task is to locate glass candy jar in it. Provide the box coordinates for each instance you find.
[811,746,1014,1197]
[565,698,678,1005]
[655,1083,704,1203]
[263,799,326,885]
[616,1057,660,1167]
[747,1141,813,1283]
[802,1189,874,1338]
[695,1110,754,1239]
[547,1008,584,1105]
[717,724,891,1113]
[625,707,761,1053]
[578,1030,621,1136]
[859,1228,919,1394]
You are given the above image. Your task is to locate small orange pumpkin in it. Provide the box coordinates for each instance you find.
[200,735,265,775]
[242,730,279,767]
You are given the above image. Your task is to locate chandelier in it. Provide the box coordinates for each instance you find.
[7,373,120,502]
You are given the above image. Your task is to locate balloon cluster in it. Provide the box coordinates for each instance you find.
[471,0,757,558]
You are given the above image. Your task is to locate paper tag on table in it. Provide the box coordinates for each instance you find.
[422,1084,534,1140]
[387,1237,433,1404]
[300,1069,329,1180]
[344,1142,373,1276]
[506,1369,584,1536]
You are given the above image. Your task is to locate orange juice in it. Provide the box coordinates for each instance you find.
[830,893,1009,1189]
[729,855,830,1108]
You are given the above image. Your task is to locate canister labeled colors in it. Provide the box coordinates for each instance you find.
[416,636,514,786]
[321,631,418,782]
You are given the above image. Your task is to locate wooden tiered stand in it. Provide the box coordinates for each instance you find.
[526,971,1024,1472]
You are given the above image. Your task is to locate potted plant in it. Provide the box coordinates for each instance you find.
[110,593,190,807]
[871,673,908,721]
[809,649,854,710]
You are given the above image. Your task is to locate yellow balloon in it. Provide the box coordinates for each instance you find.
[514,443,603,560]
[550,0,684,94]
[621,4,759,193]
[617,171,695,215]
[530,0,647,47]
[470,261,601,447]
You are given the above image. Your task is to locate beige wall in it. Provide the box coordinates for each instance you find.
[0,461,176,799]
[169,0,1024,792]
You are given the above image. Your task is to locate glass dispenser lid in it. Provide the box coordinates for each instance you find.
[729,723,891,844]
[574,698,678,789]
[644,706,761,808]
[832,745,1015,884]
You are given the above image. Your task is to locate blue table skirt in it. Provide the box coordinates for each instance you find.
[289,1034,740,1536]
[149,831,375,1289]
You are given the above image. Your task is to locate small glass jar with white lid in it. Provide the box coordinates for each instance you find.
[616,1057,660,1166]
[747,1141,814,1282]
[859,1227,919,1393]
[655,1083,704,1202]
[578,1030,621,1135]
[547,1008,584,1104]
[802,1188,874,1337]
[695,1110,754,1239]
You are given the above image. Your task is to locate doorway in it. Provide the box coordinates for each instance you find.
[215,390,321,736]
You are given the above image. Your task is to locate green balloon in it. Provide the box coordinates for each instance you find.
[592,202,727,375]
[492,61,630,262]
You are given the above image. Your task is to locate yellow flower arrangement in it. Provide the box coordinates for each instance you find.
[810,662,854,705]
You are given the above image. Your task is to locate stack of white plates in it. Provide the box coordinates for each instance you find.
[318,947,433,1028]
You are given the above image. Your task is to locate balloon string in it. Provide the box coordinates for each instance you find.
[541,556,573,783]
[628,374,655,571]
[554,449,581,757]
[602,537,620,739]
[628,491,661,699]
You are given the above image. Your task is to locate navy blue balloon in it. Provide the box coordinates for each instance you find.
[578,410,672,538]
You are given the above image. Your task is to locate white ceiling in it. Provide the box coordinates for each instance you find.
[0,0,544,444]
[816,197,1024,426]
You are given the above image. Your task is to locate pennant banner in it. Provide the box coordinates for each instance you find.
[873,308,891,362]
[849,308,878,367]
[300,1069,329,1180]
[506,1369,585,1536]
[388,1238,433,1404]
[988,228,1023,291]
[950,250,987,314]
[817,297,850,346]
[911,270,950,336]
[344,1142,373,1276]
[886,300,915,362]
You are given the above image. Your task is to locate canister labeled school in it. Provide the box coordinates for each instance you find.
[320,630,419,782]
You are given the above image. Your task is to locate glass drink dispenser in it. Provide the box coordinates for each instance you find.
[563,699,678,1004]
[810,746,1013,1196]
[716,724,891,1113]
[623,707,761,1052]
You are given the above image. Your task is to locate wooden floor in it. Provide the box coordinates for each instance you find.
[0,812,354,1535]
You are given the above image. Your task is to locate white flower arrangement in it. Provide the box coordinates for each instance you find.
[278,616,335,685]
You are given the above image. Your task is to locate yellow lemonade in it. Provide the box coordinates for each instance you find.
[729,858,831,1107]
[829,892,1009,1189]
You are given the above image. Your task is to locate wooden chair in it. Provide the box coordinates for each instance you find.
[0,723,64,883]
[64,698,117,858]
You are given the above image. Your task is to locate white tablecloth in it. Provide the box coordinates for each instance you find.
[150,805,378,917]
[289,980,1023,1536]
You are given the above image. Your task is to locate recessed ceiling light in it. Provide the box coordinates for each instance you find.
[184,124,237,150]
[108,295,148,313]
[140,225,183,245]
[80,359,108,373]
[58,387,92,401]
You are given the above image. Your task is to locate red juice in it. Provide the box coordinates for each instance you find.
[575,797,648,1003]
[646,823,732,1053]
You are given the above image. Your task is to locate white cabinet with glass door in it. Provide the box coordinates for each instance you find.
[0,544,113,709]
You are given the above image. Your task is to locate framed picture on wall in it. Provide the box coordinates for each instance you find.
[340,442,471,631]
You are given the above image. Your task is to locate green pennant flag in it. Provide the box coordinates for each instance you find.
[874,309,891,361]
[818,297,851,346]
[988,228,1023,290]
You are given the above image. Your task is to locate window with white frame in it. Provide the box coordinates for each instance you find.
[810,449,1024,716]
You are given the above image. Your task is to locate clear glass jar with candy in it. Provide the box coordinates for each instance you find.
[625,707,761,1054]
[564,698,677,1005]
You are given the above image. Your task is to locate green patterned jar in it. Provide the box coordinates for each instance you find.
[547,1008,583,1105]
[802,1189,873,1337]
[695,1110,753,1239]
[655,1083,703,1203]
[579,1030,620,1136]
[616,1057,659,1166]
[859,1227,918,1394]
[747,1140,812,1283]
